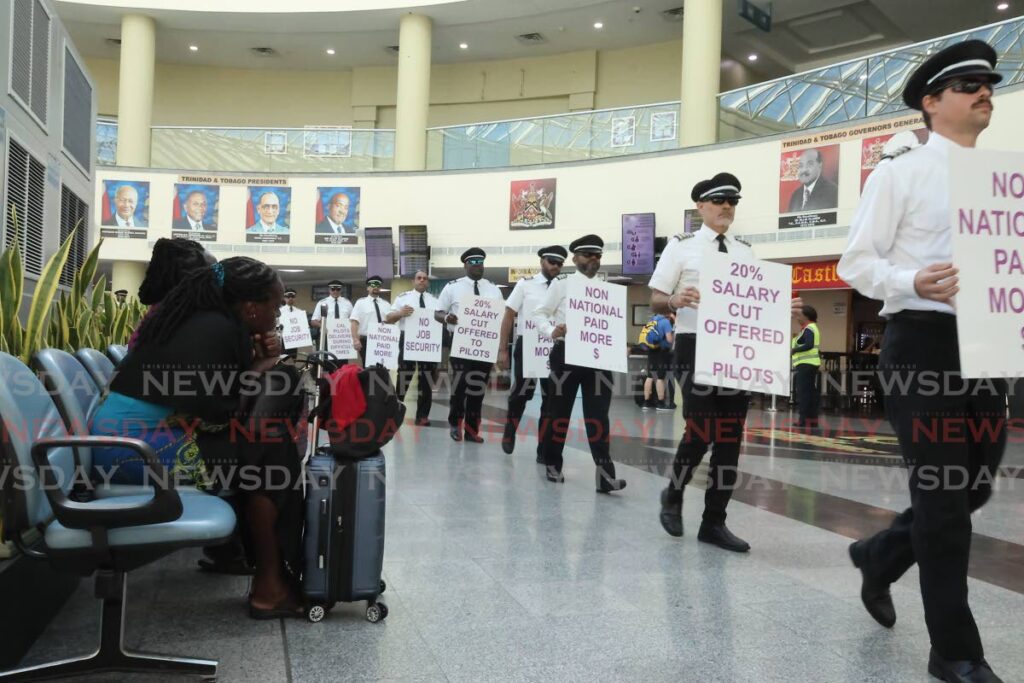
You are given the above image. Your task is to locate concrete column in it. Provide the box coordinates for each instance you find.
[112,260,148,301]
[394,13,432,171]
[680,0,723,147]
[115,14,156,167]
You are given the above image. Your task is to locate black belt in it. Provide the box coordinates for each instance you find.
[891,310,956,324]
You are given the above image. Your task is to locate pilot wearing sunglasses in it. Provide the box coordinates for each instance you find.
[838,40,1007,683]
[648,172,756,554]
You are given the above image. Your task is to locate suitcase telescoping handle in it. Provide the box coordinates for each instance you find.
[309,303,330,453]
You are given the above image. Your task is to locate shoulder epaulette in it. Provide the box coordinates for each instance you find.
[672,232,694,241]
[556,273,569,280]
[734,236,751,247]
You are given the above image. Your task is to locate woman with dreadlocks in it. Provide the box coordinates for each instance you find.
[91,256,306,618]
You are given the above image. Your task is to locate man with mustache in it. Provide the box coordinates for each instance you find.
[786,148,838,212]
[839,40,1006,683]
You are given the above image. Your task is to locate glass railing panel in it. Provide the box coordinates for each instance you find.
[720,15,1024,142]
[96,119,118,166]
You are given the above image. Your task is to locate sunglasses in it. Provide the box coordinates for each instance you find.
[544,257,564,266]
[285,294,296,298]
[465,258,485,266]
[329,286,342,290]
[937,79,992,96]
[708,197,740,206]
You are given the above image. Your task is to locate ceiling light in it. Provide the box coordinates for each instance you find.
[326,48,336,55]
[189,45,198,52]
[459,42,468,49]
[997,2,1009,9]
[748,53,758,62]
[279,269,305,273]
[593,21,604,29]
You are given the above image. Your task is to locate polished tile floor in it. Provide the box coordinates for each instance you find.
[18,388,1024,682]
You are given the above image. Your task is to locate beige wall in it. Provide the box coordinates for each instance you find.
[796,290,852,354]
[87,40,764,129]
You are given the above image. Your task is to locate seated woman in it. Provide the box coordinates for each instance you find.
[91,256,305,617]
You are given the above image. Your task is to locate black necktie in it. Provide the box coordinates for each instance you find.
[545,278,552,288]
[716,234,728,253]
[373,299,382,323]
[473,280,480,296]
[419,293,425,308]
[334,300,340,318]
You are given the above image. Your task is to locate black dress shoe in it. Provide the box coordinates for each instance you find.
[697,523,750,552]
[545,469,564,483]
[465,432,484,444]
[928,649,1003,682]
[449,426,462,442]
[659,488,683,538]
[848,540,896,628]
[596,477,627,494]
[415,417,430,427]
[501,422,516,454]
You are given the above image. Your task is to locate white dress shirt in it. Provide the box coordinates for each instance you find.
[436,276,503,333]
[393,289,440,333]
[505,273,557,338]
[311,295,353,323]
[350,296,393,336]
[838,132,958,317]
[532,270,598,339]
[648,224,755,333]
[115,215,135,228]
[188,217,204,230]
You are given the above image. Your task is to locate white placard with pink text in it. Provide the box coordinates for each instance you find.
[523,325,554,378]
[280,309,312,350]
[326,318,358,359]
[949,147,1024,379]
[564,277,628,373]
[450,295,504,363]
[366,322,400,369]
[695,253,792,395]
[402,310,443,363]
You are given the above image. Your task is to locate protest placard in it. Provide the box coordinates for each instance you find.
[280,309,312,349]
[949,148,1024,379]
[402,310,443,363]
[326,318,357,359]
[366,322,400,369]
[523,325,554,378]
[695,253,792,395]
[450,295,504,363]
[564,277,627,373]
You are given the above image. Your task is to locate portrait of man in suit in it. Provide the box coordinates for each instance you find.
[787,148,838,212]
[246,190,289,234]
[315,191,356,234]
[172,188,218,231]
[102,183,149,228]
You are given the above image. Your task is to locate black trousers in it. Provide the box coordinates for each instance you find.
[857,312,1006,661]
[506,337,551,451]
[358,335,368,366]
[666,334,749,525]
[541,343,616,483]
[793,363,820,423]
[448,356,492,435]
[396,335,437,422]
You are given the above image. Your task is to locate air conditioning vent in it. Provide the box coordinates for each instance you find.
[63,47,93,171]
[250,46,277,57]
[59,186,88,287]
[515,32,547,45]
[10,0,51,125]
[661,7,685,21]
[5,140,46,276]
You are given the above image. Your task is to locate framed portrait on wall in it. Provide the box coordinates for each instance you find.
[99,180,150,239]
[171,183,219,242]
[611,116,636,148]
[650,111,677,142]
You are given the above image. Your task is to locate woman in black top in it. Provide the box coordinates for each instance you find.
[96,256,305,618]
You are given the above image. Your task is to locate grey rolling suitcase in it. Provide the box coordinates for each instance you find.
[303,450,388,623]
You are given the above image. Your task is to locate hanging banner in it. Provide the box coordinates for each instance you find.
[401,310,443,363]
[279,308,312,349]
[695,253,793,395]
[564,277,627,373]
[366,322,400,369]
[948,148,1024,379]
[450,295,504,363]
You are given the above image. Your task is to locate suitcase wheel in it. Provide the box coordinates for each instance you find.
[379,580,387,594]
[366,602,388,623]
[307,604,327,623]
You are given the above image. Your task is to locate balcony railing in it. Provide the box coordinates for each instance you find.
[425,102,681,170]
[94,15,1024,171]
[718,15,1024,142]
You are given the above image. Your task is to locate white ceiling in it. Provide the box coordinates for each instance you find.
[56,0,1018,81]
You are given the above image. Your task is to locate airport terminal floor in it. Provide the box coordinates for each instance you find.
[22,386,1024,682]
